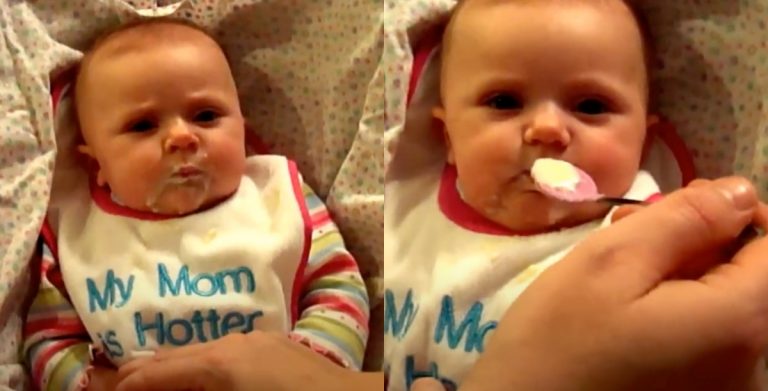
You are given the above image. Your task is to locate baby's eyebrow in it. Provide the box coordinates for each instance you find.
[110,106,159,129]
[564,75,638,103]
[471,74,528,93]
[185,92,231,106]
[566,72,634,87]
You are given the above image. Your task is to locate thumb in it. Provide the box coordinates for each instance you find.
[411,378,447,391]
[610,205,643,224]
[568,177,758,295]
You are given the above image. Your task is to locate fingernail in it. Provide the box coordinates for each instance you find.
[716,178,755,211]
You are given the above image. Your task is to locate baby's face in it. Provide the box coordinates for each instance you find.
[436,0,649,232]
[76,33,246,215]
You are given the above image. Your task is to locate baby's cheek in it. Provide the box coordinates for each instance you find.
[111,161,157,202]
[460,168,507,206]
[584,148,639,196]
[213,137,246,163]
[204,154,245,199]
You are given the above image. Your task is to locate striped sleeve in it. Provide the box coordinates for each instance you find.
[290,182,371,371]
[23,238,92,391]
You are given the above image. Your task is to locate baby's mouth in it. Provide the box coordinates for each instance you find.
[172,164,204,179]
[166,151,209,179]
[509,170,537,191]
[146,165,211,215]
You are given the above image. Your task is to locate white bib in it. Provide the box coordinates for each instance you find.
[49,155,310,366]
[383,163,659,391]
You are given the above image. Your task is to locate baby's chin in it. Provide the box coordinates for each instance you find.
[117,191,207,216]
[112,181,213,216]
[472,192,610,234]
[111,172,243,216]
[145,192,209,216]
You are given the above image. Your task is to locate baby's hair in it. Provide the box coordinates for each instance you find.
[440,0,656,107]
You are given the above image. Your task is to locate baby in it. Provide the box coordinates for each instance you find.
[23,20,369,391]
[384,0,659,390]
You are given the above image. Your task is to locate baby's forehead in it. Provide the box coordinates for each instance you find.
[74,21,235,118]
[445,0,637,41]
[75,21,229,96]
[83,22,222,68]
[441,1,650,72]
[439,0,651,101]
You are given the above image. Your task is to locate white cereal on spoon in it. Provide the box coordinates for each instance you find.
[530,158,603,203]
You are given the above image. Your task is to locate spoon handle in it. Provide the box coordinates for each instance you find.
[599,197,647,206]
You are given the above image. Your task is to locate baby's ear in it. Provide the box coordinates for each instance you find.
[432,106,455,164]
[77,144,93,158]
[77,144,106,186]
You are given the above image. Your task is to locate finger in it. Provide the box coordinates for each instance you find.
[116,357,152,383]
[566,177,758,296]
[754,202,768,230]
[117,343,212,382]
[687,179,711,188]
[116,357,218,391]
[152,341,212,360]
[610,205,642,223]
[117,333,281,383]
[633,235,768,361]
[611,178,715,225]
[412,378,447,391]
[704,233,768,302]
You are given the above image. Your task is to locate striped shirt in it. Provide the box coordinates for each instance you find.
[22,182,370,391]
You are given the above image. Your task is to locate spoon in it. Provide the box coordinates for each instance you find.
[530,158,641,205]
[530,158,762,242]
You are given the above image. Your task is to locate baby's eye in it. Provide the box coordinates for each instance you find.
[128,119,156,133]
[575,98,610,115]
[193,109,221,124]
[486,94,522,111]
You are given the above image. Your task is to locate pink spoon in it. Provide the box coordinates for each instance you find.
[531,158,761,244]
[531,158,643,206]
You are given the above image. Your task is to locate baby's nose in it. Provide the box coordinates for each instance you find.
[165,123,199,153]
[523,105,570,148]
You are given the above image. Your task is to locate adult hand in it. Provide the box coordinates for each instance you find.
[85,366,119,391]
[609,179,766,224]
[114,331,383,391]
[457,177,768,391]
[411,378,447,391]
